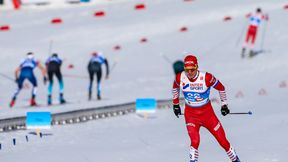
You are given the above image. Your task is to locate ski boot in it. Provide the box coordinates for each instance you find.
[59,93,66,104]
[60,98,66,104]
[97,94,101,100]
[9,98,16,108]
[232,156,241,162]
[48,95,52,105]
[241,48,246,58]
[30,98,37,106]
[227,146,240,162]
[88,91,92,100]
[249,50,255,58]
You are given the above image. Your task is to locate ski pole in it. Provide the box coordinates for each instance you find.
[178,111,253,116]
[110,61,117,74]
[229,111,253,115]
[63,74,88,79]
[260,15,268,50]
[159,53,172,64]
[48,40,53,56]
[235,19,248,47]
[0,72,15,82]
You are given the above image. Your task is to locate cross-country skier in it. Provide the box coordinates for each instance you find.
[45,53,66,105]
[241,8,269,58]
[87,52,109,100]
[9,52,47,107]
[172,55,241,162]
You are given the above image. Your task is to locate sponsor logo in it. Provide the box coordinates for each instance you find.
[189,83,203,90]
[185,61,195,65]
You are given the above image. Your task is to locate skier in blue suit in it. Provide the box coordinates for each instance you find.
[9,52,47,107]
[45,53,66,105]
[87,52,109,100]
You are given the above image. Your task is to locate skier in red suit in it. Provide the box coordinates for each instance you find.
[242,8,269,58]
[172,55,240,162]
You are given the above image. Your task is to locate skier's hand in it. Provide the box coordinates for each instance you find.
[173,104,182,118]
[43,76,48,85]
[221,104,230,116]
[15,78,19,84]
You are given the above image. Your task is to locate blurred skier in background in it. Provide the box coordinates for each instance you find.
[87,52,109,100]
[9,52,47,107]
[45,53,66,105]
[172,55,241,162]
[241,7,269,58]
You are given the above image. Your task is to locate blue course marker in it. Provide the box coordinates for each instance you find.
[136,98,156,113]
[26,112,52,129]
[13,138,16,146]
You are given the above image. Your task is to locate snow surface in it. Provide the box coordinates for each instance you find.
[1,0,288,161]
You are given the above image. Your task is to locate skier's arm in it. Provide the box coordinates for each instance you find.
[245,12,252,18]
[104,59,109,79]
[45,58,49,68]
[172,73,182,118]
[205,73,227,105]
[263,13,269,21]
[37,62,46,76]
[15,66,21,81]
[37,61,48,84]
[172,73,181,105]
[59,58,63,66]
[206,72,230,116]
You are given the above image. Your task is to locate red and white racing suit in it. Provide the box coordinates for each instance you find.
[172,70,238,162]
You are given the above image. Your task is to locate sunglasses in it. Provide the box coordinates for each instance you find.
[184,65,198,71]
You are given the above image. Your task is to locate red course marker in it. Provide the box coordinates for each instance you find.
[51,18,63,24]
[94,11,106,17]
[114,45,121,50]
[140,38,148,43]
[180,26,188,32]
[0,25,10,31]
[68,64,74,69]
[223,16,232,21]
[135,4,145,10]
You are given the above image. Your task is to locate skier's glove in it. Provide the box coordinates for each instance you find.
[173,104,182,118]
[15,78,19,84]
[43,76,48,85]
[221,104,230,116]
